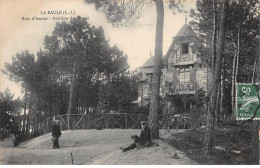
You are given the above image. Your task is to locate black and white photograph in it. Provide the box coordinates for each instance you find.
[0,0,260,165]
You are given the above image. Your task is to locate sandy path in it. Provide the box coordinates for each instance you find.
[0,129,196,165]
[88,139,197,165]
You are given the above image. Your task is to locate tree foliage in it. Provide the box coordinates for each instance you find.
[2,16,138,133]
[0,88,22,139]
[190,0,259,115]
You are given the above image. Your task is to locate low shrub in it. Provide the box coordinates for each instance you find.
[13,132,31,147]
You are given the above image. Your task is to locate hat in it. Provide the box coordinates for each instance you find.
[54,120,60,124]
[140,121,148,125]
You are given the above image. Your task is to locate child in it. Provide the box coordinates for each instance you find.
[52,120,62,149]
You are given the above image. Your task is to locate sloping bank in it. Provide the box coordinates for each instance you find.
[87,131,197,165]
[1,129,196,165]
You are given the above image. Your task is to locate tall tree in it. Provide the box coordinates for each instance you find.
[251,15,260,164]
[212,0,217,71]
[84,0,189,138]
[190,0,259,120]
[148,0,164,138]
[230,0,247,120]
[3,51,36,132]
[2,16,132,132]
[43,16,129,118]
[204,0,228,154]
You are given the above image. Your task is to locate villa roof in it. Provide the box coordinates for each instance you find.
[140,56,154,68]
[140,24,196,69]
[175,24,196,38]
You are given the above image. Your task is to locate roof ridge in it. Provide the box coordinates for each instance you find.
[175,24,196,38]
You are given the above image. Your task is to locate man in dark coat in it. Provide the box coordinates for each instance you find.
[120,121,152,152]
[139,121,152,146]
[52,120,62,149]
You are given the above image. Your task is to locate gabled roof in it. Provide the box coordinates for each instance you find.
[139,24,197,69]
[163,24,197,63]
[139,55,166,68]
[175,24,196,38]
[140,56,154,68]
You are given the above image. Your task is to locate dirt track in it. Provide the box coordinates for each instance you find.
[0,129,197,165]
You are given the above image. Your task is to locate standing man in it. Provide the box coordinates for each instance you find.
[52,120,62,149]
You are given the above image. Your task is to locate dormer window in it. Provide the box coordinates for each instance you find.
[181,43,189,54]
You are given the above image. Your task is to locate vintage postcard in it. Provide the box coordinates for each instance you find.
[0,0,259,165]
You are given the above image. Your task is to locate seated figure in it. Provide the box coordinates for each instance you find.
[120,121,152,152]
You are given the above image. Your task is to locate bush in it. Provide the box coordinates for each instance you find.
[132,106,149,114]
[190,106,206,129]
[31,131,41,139]
[13,132,31,147]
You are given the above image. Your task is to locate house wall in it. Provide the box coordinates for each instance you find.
[168,42,197,66]
[138,25,208,107]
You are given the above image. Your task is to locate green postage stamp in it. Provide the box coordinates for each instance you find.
[236,84,260,120]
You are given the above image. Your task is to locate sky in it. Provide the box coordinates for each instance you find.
[0,0,196,98]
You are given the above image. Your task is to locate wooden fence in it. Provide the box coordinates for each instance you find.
[31,113,205,136]
[32,113,149,135]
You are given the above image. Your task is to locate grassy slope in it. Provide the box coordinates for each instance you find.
[162,126,259,165]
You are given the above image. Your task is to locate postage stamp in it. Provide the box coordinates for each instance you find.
[236,84,260,120]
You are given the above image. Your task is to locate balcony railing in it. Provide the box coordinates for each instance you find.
[168,82,198,95]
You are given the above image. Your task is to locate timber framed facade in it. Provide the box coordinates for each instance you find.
[138,23,209,115]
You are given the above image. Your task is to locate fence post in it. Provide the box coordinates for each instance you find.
[41,123,43,134]
[47,120,49,133]
[45,120,47,133]
[125,114,128,129]
[68,114,70,130]
[83,115,86,129]
[43,121,45,134]
[31,125,34,137]
[60,117,63,131]
[86,113,89,129]
[38,124,40,134]
[106,114,109,128]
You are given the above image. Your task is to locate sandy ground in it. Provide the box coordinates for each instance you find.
[0,129,197,165]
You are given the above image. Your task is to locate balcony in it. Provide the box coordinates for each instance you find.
[168,82,198,95]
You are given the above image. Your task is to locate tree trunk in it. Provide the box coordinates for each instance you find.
[252,58,257,83]
[215,82,221,124]
[252,120,259,164]
[212,0,217,71]
[0,101,6,140]
[60,74,63,113]
[231,52,237,120]
[34,106,37,134]
[26,94,33,132]
[220,57,225,120]
[50,78,53,119]
[67,61,76,130]
[251,18,260,165]
[231,23,241,121]
[22,88,28,132]
[149,0,164,139]
[204,0,228,155]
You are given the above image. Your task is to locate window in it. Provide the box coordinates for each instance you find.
[179,68,190,83]
[181,43,189,54]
